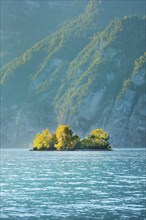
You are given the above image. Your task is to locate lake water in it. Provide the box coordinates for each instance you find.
[1,148,146,220]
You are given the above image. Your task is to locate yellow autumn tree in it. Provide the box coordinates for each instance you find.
[55,125,79,150]
[33,129,56,150]
[33,133,44,150]
[82,128,110,149]
[90,129,109,141]
[32,125,111,151]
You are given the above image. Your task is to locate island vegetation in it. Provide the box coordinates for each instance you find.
[32,125,112,151]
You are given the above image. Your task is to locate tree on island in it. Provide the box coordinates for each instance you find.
[80,128,111,150]
[32,125,112,151]
[55,125,80,150]
[33,129,56,150]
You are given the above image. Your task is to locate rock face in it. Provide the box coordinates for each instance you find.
[0,1,146,148]
[66,59,146,148]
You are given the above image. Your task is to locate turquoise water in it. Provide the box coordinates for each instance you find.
[1,148,146,220]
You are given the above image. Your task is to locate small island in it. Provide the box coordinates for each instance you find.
[31,125,112,151]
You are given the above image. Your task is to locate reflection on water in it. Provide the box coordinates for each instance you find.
[1,148,146,220]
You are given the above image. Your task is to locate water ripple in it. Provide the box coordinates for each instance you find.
[0,148,146,220]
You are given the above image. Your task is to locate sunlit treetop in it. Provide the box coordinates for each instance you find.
[32,125,112,151]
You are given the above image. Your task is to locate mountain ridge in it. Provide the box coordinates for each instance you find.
[0,1,146,148]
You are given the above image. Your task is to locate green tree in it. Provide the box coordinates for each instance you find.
[81,128,111,149]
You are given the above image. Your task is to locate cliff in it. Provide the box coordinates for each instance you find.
[0,1,145,148]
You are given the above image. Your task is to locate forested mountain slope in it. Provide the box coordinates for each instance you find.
[0,1,145,148]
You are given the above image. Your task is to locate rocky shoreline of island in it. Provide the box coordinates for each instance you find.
[30,147,112,151]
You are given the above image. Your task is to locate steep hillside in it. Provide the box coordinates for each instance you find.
[1,0,144,66]
[0,1,145,148]
[1,0,88,66]
[0,1,100,148]
[1,1,99,101]
[55,16,146,147]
